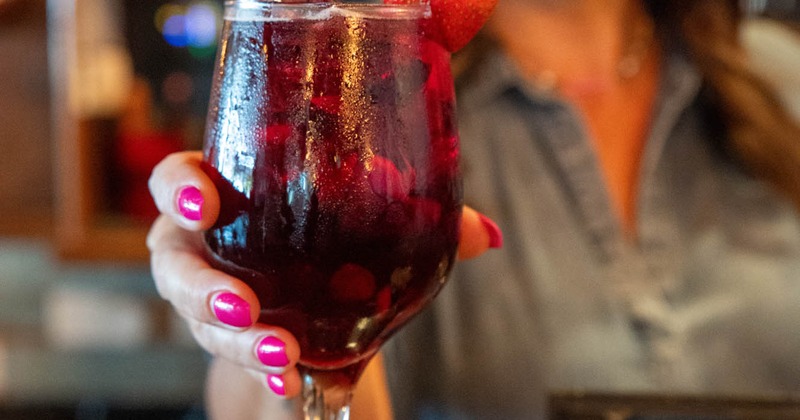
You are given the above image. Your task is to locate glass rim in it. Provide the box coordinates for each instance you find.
[224,0,428,20]
[225,0,425,6]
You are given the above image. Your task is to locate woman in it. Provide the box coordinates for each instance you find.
[148,0,800,418]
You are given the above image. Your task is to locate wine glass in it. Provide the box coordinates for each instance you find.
[201,0,462,418]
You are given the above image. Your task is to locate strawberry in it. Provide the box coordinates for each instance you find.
[383,0,497,52]
[429,0,498,52]
[368,156,415,202]
[375,286,393,313]
[329,263,377,302]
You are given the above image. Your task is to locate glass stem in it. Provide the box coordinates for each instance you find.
[302,370,354,420]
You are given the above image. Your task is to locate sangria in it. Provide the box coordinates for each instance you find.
[202,0,462,417]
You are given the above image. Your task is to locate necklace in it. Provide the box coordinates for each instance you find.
[616,12,656,80]
[531,12,657,95]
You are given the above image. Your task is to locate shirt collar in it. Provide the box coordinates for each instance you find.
[457,47,703,118]
[457,50,559,112]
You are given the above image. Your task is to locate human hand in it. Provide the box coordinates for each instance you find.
[148,151,303,401]
[147,151,502,400]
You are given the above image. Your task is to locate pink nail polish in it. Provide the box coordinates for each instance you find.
[212,293,252,328]
[257,336,290,367]
[478,213,503,249]
[266,374,286,396]
[177,186,203,221]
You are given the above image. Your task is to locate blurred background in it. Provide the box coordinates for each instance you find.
[1,0,221,418]
[0,0,797,419]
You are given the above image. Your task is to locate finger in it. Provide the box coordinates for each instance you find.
[148,215,260,329]
[246,366,303,400]
[149,151,220,231]
[457,206,503,260]
[207,358,304,415]
[187,319,300,374]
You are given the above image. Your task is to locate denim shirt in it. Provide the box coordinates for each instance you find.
[384,50,800,419]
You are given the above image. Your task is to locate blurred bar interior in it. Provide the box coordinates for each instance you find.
[1,1,219,418]
[0,0,797,418]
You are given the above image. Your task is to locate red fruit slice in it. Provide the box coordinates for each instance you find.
[310,95,341,115]
[375,286,392,313]
[429,0,498,52]
[383,0,497,52]
[368,156,414,202]
[263,124,293,148]
[329,263,377,302]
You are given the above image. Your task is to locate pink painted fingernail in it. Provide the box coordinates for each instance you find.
[177,186,203,221]
[212,293,252,328]
[257,336,289,367]
[478,213,503,249]
[266,374,286,396]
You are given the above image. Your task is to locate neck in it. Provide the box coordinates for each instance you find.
[487,0,663,237]
[487,0,655,95]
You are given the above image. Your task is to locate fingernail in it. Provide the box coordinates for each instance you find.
[257,336,289,368]
[177,186,203,221]
[266,374,286,396]
[212,293,252,328]
[478,213,503,249]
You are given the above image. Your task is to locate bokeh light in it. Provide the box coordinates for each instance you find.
[186,4,219,48]
[162,71,195,105]
[162,13,189,47]
[155,1,221,56]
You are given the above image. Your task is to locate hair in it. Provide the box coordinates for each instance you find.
[455,1,800,210]
[651,0,800,210]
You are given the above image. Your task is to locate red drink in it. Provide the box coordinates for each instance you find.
[202,2,461,384]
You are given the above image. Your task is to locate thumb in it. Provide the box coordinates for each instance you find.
[457,206,503,260]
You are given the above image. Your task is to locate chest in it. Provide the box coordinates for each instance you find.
[451,93,800,391]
